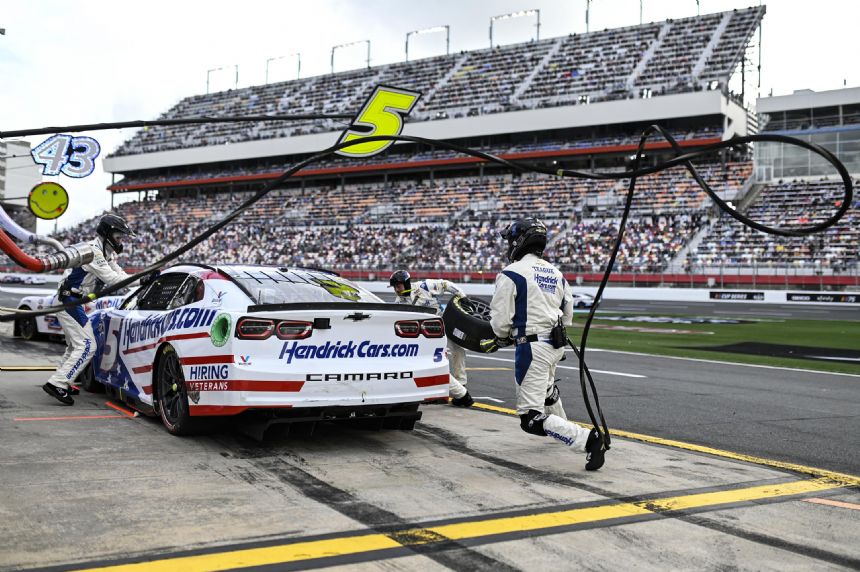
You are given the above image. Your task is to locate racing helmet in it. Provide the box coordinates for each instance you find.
[388,269,412,293]
[501,218,547,262]
[96,213,136,254]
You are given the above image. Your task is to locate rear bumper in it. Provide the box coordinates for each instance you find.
[187,372,450,416]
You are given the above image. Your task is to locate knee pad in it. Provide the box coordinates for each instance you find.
[545,383,561,406]
[519,410,548,436]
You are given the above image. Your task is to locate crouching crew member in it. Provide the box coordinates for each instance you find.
[486,218,605,470]
[389,269,474,407]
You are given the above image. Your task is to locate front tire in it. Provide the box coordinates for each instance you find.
[77,362,103,393]
[155,345,206,436]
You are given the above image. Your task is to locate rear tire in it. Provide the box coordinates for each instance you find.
[155,345,207,436]
[16,307,39,341]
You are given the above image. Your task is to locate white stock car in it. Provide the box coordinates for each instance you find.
[80,264,451,436]
[14,292,126,341]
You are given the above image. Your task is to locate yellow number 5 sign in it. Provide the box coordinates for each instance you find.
[335,85,421,158]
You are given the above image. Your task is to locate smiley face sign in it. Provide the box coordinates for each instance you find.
[28,182,69,220]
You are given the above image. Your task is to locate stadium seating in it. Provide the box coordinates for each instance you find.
[53,161,754,272]
[690,180,860,273]
[108,125,724,191]
[110,7,762,157]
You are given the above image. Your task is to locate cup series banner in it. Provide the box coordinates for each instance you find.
[709,291,765,301]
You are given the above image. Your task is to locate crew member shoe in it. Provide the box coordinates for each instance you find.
[451,392,474,408]
[43,383,74,405]
[68,385,80,395]
[585,428,605,471]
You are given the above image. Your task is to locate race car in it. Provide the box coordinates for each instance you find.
[572,292,595,309]
[14,291,126,341]
[79,264,451,436]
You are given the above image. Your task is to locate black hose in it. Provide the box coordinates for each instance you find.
[1,122,853,449]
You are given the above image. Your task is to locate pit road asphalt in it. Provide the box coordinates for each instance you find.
[1,300,859,570]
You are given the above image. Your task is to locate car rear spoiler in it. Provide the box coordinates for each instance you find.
[246,302,438,315]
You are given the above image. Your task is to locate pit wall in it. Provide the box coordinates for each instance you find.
[358,282,860,306]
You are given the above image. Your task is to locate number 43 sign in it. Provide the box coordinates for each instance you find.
[31,133,100,178]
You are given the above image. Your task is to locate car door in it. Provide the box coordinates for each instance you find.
[94,273,192,400]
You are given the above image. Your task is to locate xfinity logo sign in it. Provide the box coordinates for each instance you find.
[306,372,414,382]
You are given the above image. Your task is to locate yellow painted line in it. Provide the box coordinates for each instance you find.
[0,366,57,371]
[470,402,860,487]
[74,477,843,572]
[465,367,511,371]
[471,402,518,415]
[641,479,839,512]
[804,497,860,511]
[77,535,402,572]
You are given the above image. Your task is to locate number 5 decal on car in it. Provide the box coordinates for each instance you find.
[335,85,421,158]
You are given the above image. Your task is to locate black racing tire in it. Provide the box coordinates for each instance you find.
[155,345,207,436]
[77,362,103,393]
[442,296,494,352]
[15,307,39,341]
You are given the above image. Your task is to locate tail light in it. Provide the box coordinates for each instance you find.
[276,320,313,340]
[237,318,275,340]
[237,318,313,340]
[394,320,420,338]
[395,319,444,338]
[420,318,445,338]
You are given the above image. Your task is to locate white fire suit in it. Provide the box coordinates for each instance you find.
[489,253,592,452]
[46,238,129,390]
[396,279,468,399]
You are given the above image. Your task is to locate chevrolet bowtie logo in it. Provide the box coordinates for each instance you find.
[344,312,371,321]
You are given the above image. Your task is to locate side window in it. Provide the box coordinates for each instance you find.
[120,286,145,311]
[167,276,202,309]
[137,274,189,311]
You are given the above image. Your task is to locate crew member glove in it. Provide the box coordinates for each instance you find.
[479,336,512,353]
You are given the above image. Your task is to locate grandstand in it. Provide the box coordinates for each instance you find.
[44,6,858,288]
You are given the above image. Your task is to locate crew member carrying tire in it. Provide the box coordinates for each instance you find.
[42,214,152,405]
[483,218,606,470]
[389,270,474,407]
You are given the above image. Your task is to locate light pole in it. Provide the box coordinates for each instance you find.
[489,9,540,48]
[206,65,238,94]
[266,53,301,84]
[586,0,592,33]
[405,25,450,61]
[331,40,370,74]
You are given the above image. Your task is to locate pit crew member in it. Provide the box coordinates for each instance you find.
[485,218,605,470]
[42,214,150,405]
[389,270,474,407]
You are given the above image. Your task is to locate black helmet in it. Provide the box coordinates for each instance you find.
[501,218,547,262]
[388,269,412,293]
[96,213,135,254]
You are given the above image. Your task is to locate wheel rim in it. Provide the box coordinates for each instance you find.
[20,317,36,339]
[158,351,187,426]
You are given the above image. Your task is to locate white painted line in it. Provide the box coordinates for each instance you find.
[807,356,860,362]
[583,348,860,378]
[746,312,792,317]
[0,286,55,296]
[474,396,505,403]
[471,354,647,379]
